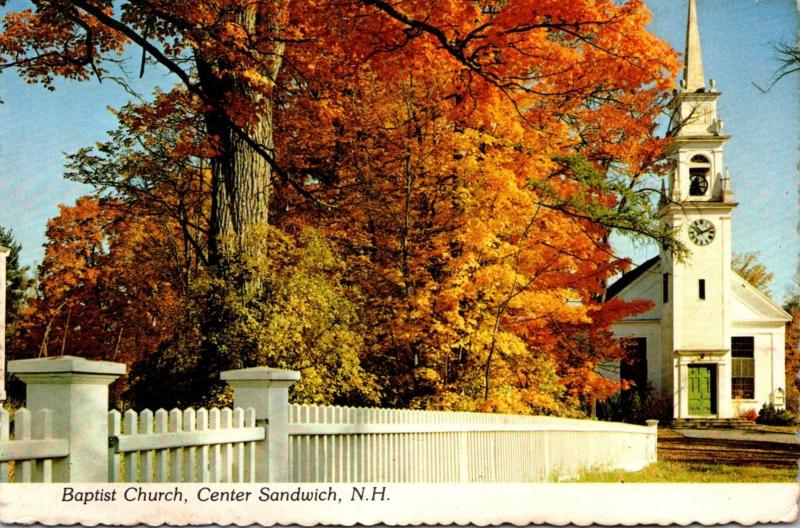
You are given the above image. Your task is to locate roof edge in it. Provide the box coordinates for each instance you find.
[606,256,660,300]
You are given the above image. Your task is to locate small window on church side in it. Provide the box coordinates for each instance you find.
[662,273,669,303]
[699,279,706,299]
[731,337,755,399]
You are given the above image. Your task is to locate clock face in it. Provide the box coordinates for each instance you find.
[688,219,715,246]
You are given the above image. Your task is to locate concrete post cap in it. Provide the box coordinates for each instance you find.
[221,367,301,382]
[8,355,126,376]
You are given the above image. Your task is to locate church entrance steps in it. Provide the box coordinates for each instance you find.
[671,418,755,429]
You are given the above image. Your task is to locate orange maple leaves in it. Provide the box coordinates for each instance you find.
[4,0,678,413]
[272,0,673,410]
[16,197,185,372]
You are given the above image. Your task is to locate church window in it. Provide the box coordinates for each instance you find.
[698,279,706,299]
[689,154,711,196]
[621,337,648,395]
[662,273,669,303]
[731,337,755,399]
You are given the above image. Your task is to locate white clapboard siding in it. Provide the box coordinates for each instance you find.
[108,407,264,483]
[0,407,67,483]
[288,404,656,483]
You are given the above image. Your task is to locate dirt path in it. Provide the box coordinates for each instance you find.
[674,428,798,445]
[658,427,800,470]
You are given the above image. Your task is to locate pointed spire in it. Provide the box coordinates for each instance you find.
[683,0,705,92]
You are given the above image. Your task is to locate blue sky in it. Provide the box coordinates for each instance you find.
[0,1,798,301]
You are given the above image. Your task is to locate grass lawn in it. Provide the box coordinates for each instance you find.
[572,426,799,482]
[573,460,796,483]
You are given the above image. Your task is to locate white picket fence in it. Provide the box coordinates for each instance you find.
[0,357,659,483]
[287,404,656,482]
[0,407,68,482]
[107,407,264,483]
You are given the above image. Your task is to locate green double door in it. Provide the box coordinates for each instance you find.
[688,365,716,415]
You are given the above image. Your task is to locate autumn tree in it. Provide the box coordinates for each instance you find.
[13,197,186,366]
[1,1,300,383]
[780,285,800,414]
[13,195,377,407]
[732,252,774,296]
[4,0,681,411]
[65,90,213,287]
[0,0,679,268]
[272,3,675,412]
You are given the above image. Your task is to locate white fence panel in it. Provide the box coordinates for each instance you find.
[0,407,67,483]
[108,406,264,483]
[287,404,656,483]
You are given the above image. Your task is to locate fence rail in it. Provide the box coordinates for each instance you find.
[108,407,264,483]
[0,407,67,482]
[287,403,656,483]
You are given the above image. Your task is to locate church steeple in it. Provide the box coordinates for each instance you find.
[683,0,705,92]
[665,0,732,205]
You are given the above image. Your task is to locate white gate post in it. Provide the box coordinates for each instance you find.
[221,367,300,482]
[8,356,125,482]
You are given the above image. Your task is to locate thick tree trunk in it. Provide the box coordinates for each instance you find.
[216,109,273,251]
[196,5,285,293]
[205,97,274,275]
[192,5,285,379]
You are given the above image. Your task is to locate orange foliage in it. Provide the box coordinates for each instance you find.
[271,1,673,411]
[15,197,186,371]
[4,0,678,413]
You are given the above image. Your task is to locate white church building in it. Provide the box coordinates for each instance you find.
[608,0,790,420]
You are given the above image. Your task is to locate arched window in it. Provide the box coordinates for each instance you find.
[689,154,710,196]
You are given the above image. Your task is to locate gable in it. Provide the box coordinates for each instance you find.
[731,273,791,324]
[607,257,662,320]
[607,259,791,325]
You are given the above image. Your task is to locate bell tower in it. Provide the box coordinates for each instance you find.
[666,0,732,204]
[660,0,737,418]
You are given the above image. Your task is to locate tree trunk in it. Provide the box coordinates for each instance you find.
[196,4,285,292]
[192,5,285,379]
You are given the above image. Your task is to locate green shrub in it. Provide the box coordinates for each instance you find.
[756,403,797,426]
[597,383,672,424]
[124,226,380,409]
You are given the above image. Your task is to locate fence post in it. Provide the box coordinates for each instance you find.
[221,367,300,482]
[8,356,125,482]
